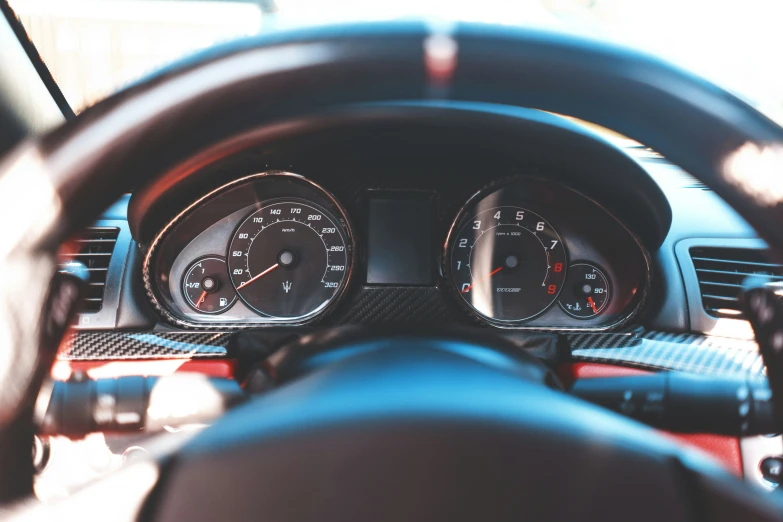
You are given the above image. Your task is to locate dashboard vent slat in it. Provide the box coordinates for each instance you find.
[691,257,781,269]
[58,227,119,313]
[690,247,783,319]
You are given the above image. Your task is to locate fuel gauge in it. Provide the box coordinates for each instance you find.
[182,257,237,314]
[558,262,610,319]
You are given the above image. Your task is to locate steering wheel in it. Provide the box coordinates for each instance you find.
[2,21,783,521]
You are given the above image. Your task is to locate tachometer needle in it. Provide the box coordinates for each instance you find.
[236,263,279,290]
[461,266,503,293]
[587,296,598,314]
[195,291,207,309]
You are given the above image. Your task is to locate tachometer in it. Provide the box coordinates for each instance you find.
[449,206,567,323]
[227,199,350,320]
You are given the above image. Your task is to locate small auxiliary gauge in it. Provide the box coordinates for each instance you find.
[182,257,237,314]
[558,262,610,319]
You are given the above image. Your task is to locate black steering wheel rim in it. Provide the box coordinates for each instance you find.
[1,20,783,519]
[31,22,783,248]
[151,333,742,521]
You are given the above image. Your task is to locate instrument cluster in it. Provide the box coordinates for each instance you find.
[144,172,354,327]
[144,171,649,330]
[443,178,649,329]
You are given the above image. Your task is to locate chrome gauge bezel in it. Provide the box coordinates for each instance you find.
[142,171,356,329]
[442,177,652,332]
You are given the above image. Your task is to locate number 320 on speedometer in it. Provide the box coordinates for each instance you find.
[449,206,567,323]
[227,200,350,321]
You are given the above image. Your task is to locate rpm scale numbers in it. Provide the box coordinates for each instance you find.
[450,206,567,323]
[227,200,350,320]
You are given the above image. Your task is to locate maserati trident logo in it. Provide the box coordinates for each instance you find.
[283,281,292,293]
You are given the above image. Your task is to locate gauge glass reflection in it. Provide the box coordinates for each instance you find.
[450,206,567,322]
[227,200,350,320]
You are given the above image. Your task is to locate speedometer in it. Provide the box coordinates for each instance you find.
[227,199,351,320]
[448,206,567,323]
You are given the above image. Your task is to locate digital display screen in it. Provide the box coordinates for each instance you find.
[366,194,435,285]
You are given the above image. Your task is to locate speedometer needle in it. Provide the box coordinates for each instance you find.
[236,263,279,290]
[587,296,598,314]
[461,266,503,293]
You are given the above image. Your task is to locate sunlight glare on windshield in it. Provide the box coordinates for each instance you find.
[8,0,262,111]
[6,0,783,124]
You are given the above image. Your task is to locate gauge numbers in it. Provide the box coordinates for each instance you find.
[227,200,350,320]
[450,206,567,323]
[182,257,237,314]
[558,262,610,319]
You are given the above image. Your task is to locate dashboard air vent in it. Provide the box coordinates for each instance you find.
[690,247,783,318]
[58,227,119,313]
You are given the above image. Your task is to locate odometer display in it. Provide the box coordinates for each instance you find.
[450,206,567,323]
[227,200,350,320]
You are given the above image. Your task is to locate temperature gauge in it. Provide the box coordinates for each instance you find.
[182,257,237,314]
[558,262,610,319]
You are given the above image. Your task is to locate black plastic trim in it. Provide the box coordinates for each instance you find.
[674,238,767,339]
[69,220,132,330]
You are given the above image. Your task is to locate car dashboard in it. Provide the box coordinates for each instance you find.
[51,103,781,491]
[72,105,673,332]
[143,169,649,331]
[60,103,769,355]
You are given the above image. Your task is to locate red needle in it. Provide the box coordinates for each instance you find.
[236,263,279,290]
[587,296,598,314]
[195,291,207,309]
[462,266,503,293]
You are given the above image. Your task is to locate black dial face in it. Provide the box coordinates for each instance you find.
[558,262,610,319]
[227,200,350,320]
[450,206,567,323]
[182,257,237,314]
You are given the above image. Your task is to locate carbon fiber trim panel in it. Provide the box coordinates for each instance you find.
[59,331,231,360]
[60,328,764,379]
[335,287,457,324]
[568,331,764,377]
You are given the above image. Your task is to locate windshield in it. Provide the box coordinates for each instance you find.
[7,0,783,123]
